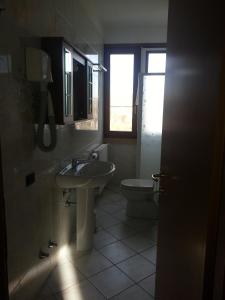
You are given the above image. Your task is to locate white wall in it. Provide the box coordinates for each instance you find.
[0,1,103,299]
[108,142,137,185]
[104,24,167,44]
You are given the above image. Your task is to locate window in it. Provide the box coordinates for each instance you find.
[64,48,73,118]
[144,50,167,134]
[104,45,166,139]
[110,54,134,132]
[147,52,166,73]
[104,46,140,138]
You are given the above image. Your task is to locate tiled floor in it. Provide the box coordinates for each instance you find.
[40,186,157,300]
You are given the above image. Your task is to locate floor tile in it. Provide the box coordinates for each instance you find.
[97,214,121,229]
[141,245,157,264]
[117,255,156,283]
[149,224,158,242]
[112,209,130,222]
[89,266,133,298]
[111,284,153,300]
[41,295,57,300]
[125,218,155,232]
[47,261,85,293]
[96,190,120,205]
[138,273,156,296]
[56,280,105,300]
[74,250,112,277]
[40,186,158,300]
[94,230,117,250]
[120,201,127,209]
[65,244,91,262]
[106,185,121,194]
[122,232,155,252]
[96,225,104,232]
[99,241,135,264]
[53,253,71,268]
[96,208,109,218]
[106,223,138,240]
[101,203,123,214]
[39,283,53,297]
[39,285,57,300]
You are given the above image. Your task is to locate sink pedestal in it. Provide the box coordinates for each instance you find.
[76,188,95,251]
[56,160,116,251]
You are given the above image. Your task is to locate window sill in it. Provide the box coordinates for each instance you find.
[103,137,137,145]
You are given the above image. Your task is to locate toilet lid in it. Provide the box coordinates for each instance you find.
[121,179,153,191]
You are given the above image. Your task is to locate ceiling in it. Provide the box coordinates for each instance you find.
[80,0,168,30]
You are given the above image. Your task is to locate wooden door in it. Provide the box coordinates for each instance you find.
[0,140,9,300]
[155,1,225,299]
[213,152,225,300]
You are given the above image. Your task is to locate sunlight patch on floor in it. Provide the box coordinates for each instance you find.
[57,245,83,300]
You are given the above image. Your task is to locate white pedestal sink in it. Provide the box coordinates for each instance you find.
[56,160,115,251]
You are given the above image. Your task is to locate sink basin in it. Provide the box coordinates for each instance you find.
[56,160,116,189]
[56,160,116,252]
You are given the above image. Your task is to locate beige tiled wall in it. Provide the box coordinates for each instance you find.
[0,1,103,299]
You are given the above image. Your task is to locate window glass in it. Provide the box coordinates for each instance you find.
[142,75,165,134]
[64,48,72,117]
[110,54,134,132]
[148,53,166,73]
[110,107,133,131]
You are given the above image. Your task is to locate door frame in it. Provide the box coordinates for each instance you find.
[0,140,9,299]
[211,52,225,300]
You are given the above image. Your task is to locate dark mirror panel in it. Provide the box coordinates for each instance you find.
[41,37,94,125]
[87,61,93,119]
[73,59,87,120]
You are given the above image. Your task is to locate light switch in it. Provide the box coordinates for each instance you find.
[0,55,11,74]
[25,172,35,187]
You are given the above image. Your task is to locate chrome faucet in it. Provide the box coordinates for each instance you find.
[71,158,86,168]
[71,159,77,168]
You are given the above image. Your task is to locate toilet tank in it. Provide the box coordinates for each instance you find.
[93,144,110,195]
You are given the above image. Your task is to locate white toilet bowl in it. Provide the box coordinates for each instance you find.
[120,179,158,219]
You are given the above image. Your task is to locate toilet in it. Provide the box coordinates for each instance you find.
[120,179,158,219]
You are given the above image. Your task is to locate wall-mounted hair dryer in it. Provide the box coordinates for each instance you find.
[26,47,57,152]
[0,0,6,14]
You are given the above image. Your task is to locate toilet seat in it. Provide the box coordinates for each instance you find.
[121,179,153,191]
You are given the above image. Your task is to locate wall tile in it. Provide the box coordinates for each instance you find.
[1,1,104,299]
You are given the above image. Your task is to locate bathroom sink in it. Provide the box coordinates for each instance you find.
[56,159,115,252]
[56,160,116,189]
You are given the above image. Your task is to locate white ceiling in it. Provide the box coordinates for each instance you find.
[80,0,168,30]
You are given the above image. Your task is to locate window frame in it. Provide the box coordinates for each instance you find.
[104,44,166,139]
[104,45,141,138]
